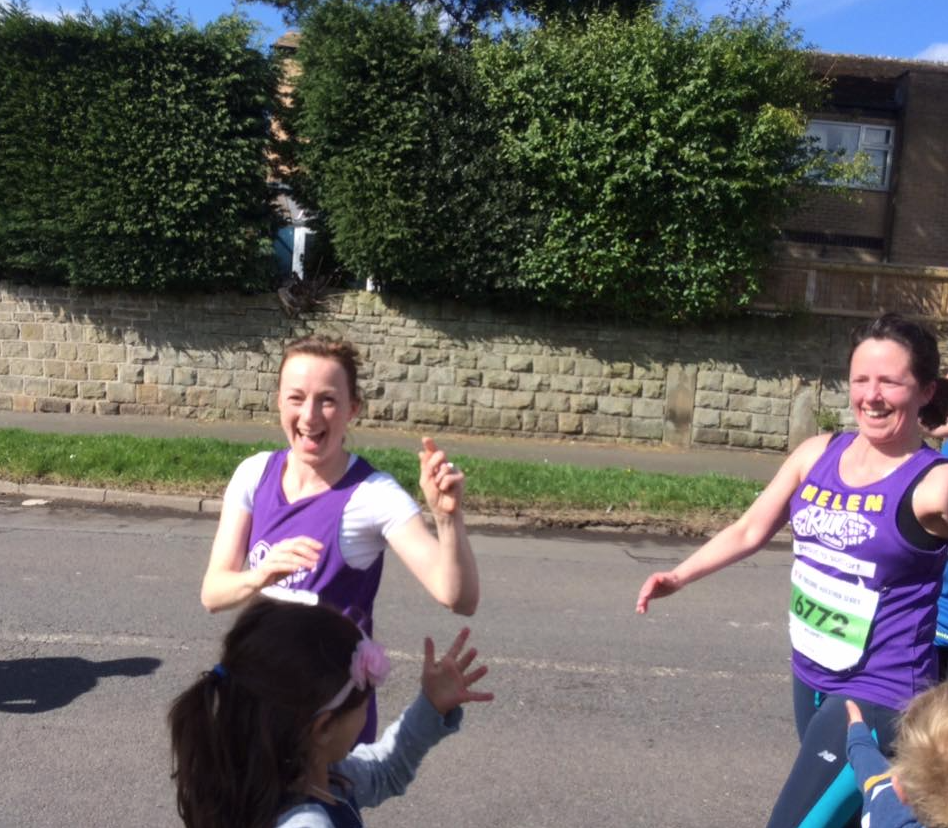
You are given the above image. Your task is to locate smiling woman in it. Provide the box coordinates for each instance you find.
[637,313,948,828]
[199,335,479,743]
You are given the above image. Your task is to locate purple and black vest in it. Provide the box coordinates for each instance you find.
[789,432,947,709]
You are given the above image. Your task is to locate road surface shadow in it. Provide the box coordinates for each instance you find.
[0,656,161,713]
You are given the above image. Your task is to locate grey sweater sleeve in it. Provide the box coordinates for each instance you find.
[333,692,463,809]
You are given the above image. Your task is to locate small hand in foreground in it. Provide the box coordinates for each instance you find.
[418,436,465,517]
[845,699,864,727]
[251,535,322,590]
[636,571,682,614]
[422,628,493,715]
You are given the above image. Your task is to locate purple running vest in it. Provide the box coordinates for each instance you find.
[247,449,384,740]
[789,432,947,709]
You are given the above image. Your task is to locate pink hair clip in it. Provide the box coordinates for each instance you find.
[316,636,390,715]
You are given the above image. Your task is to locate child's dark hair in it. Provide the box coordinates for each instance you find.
[168,600,370,828]
[849,313,948,430]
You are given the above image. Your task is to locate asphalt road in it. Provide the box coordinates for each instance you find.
[0,498,798,828]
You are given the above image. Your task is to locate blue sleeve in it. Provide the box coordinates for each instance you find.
[331,693,463,809]
[846,722,923,828]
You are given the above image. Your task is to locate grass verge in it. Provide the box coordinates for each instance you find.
[0,428,762,532]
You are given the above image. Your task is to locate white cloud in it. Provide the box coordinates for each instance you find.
[916,42,948,63]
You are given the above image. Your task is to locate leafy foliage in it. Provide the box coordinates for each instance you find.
[289,0,527,300]
[473,6,827,321]
[0,4,278,291]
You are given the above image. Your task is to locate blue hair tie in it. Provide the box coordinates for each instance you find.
[211,663,228,680]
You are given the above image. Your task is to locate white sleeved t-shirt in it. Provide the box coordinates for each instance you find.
[224,452,421,570]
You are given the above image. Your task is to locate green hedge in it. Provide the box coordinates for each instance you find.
[0,6,278,291]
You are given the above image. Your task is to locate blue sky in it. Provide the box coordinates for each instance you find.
[12,0,948,61]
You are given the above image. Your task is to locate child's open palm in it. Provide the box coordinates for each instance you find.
[422,628,493,715]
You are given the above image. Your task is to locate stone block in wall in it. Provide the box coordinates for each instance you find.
[395,347,421,364]
[375,363,409,382]
[144,365,173,385]
[821,390,849,409]
[408,402,449,425]
[761,434,788,451]
[721,411,752,429]
[0,394,11,411]
[13,394,34,412]
[641,380,664,399]
[56,343,77,361]
[0,357,7,376]
[107,382,137,404]
[99,344,128,363]
[239,390,268,410]
[507,355,533,372]
[186,388,217,407]
[633,362,665,380]
[44,359,65,379]
[473,408,501,429]
[386,382,421,402]
[451,352,478,369]
[583,414,620,437]
[551,375,582,393]
[37,397,70,413]
[174,368,198,387]
[535,392,569,413]
[198,369,232,388]
[232,371,258,391]
[531,356,557,374]
[693,408,721,428]
[69,399,95,414]
[49,380,77,398]
[0,322,17,339]
[3,341,28,358]
[258,372,279,392]
[438,386,467,405]
[65,362,87,381]
[477,353,506,371]
[557,412,582,433]
[366,400,392,420]
[455,369,481,387]
[633,398,664,418]
[120,364,144,384]
[422,351,450,367]
[610,378,643,396]
[570,394,597,414]
[10,357,41,376]
[19,322,44,341]
[88,363,117,381]
[517,373,549,393]
[693,427,728,445]
[575,358,604,378]
[215,388,241,409]
[29,341,56,359]
[582,377,610,395]
[751,414,786,435]
[598,396,633,416]
[605,362,633,378]
[23,377,49,396]
[138,384,159,405]
[722,373,757,394]
[771,399,790,417]
[729,395,771,415]
[79,381,106,399]
[43,324,66,342]
[75,343,97,362]
[448,406,473,428]
[494,390,534,410]
[729,431,764,449]
[158,387,186,406]
[624,418,664,441]
[694,390,727,409]
[484,371,519,390]
[500,410,522,430]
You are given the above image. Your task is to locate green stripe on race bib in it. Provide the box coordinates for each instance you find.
[790,583,872,651]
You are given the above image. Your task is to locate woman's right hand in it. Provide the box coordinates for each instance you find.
[248,535,322,590]
[636,571,683,614]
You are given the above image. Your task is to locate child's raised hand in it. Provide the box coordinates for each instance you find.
[422,627,493,716]
[845,699,864,726]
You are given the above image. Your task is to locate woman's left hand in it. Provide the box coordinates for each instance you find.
[418,436,465,517]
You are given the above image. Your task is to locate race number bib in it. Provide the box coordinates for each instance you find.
[789,559,879,671]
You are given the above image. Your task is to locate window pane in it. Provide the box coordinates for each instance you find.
[865,149,887,185]
[863,127,892,146]
[822,124,860,158]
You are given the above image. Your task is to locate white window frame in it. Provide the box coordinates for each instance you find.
[806,119,894,191]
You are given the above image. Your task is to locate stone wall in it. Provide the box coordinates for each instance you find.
[0,281,874,453]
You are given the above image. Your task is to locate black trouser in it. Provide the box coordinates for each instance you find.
[764,676,900,828]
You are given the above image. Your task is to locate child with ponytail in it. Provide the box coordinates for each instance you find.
[169,599,492,828]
